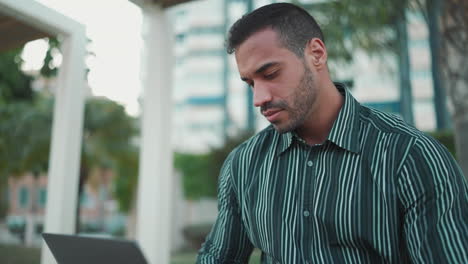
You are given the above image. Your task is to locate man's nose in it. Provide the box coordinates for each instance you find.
[253,83,272,107]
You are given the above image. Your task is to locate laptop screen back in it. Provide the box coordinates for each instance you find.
[43,233,148,264]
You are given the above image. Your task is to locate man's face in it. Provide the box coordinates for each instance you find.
[235,28,318,133]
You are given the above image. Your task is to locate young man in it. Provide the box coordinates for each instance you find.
[197,3,468,263]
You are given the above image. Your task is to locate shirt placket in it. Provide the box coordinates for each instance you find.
[300,145,318,263]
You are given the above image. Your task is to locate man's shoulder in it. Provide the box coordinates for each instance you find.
[359,105,424,140]
[359,105,452,159]
[234,125,278,151]
[228,125,278,162]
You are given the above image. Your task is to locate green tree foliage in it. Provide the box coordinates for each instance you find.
[0,98,52,179]
[81,98,139,213]
[37,37,139,215]
[0,97,139,213]
[293,0,410,65]
[0,39,139,218]
[174,152,213,199]
[82,98,137,172]
[0,48,34,104]
[39,37,93,80]
[113,147,139,212]
[174,131,254,199]
[0,46,38,217]
[39,37,60,78]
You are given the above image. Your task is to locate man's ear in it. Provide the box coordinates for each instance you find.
[304,38,327,71]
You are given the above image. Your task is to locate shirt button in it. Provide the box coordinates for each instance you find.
[307,160,313,167]
[303,210,310,217]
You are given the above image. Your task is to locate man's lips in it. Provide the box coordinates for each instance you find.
[262,109,283,122]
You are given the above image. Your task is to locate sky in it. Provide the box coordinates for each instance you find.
[22,0,143,116]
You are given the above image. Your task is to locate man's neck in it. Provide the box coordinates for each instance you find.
[295,81,344,146]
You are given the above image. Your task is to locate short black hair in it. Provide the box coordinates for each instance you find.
[227,3,324,57]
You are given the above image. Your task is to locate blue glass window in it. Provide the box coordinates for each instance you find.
[38,188,47,207]
[18,187,29,208]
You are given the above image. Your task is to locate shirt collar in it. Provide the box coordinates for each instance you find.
[278,130,294,154]
[327,83,361,154]
[278,82,361,155]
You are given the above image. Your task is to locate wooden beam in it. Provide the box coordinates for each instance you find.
[161,0,197,8]
[130,0,197,9]
[0,15,50,52]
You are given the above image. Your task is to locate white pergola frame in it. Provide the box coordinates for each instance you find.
[2,0,180,263]
[0,1,87,264]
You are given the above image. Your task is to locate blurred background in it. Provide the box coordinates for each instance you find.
[1,0,466,263]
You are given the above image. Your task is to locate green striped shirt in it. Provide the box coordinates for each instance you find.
[197,84,468,263]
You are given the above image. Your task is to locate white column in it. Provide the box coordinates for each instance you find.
[41,33,87,264]
[24,213,35,246]
[136,4,174,264]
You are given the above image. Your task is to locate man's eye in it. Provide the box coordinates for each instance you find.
[264,72,277,80]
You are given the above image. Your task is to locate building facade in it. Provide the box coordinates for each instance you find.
[4,170,123,247]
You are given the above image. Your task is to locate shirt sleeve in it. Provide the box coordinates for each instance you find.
[196,151,254,264]
[397,136,468,263]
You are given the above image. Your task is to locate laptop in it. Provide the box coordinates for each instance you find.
[42,233,148,264]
